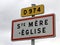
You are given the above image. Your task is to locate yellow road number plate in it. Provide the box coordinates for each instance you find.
[21,4,44,17]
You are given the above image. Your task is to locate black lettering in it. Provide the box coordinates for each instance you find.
[37,7,40,12]
[24,10,27,15]
[37,28,41,33]
[39,20,43,25]
[33,8,36,13]
[24,23,25,26]
[35,20,38,26]
[28,22,33,27]
[21,29,24,35]
[29,9,32,14]
[34,29,36,34]
[17,24,20,29]
[26,30,29,35]
[45,19,48,25]
[30,29,33,34]
[42,27,46,33]
[21,23,25,26]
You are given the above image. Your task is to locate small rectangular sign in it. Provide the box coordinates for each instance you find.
[21,4,44,17]
[11,14,55,41]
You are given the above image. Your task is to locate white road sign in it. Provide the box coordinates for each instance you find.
[11,14,55,41]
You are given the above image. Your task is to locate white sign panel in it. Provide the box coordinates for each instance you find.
[11,14,55,41]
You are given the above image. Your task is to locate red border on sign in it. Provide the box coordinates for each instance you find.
[11,13,55,41]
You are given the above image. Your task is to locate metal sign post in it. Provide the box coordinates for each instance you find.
[31,4,36,45]
[31,39,35,45]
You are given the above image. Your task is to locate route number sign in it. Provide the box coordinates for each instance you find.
[21,4,44,17]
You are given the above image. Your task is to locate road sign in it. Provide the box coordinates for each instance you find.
[21,4,44,17]
[11,14,55,41]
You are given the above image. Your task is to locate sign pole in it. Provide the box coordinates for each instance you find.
[31,39,35,45]
[31,4,36,45]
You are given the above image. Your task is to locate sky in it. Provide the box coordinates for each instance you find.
[0,0,60,45]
